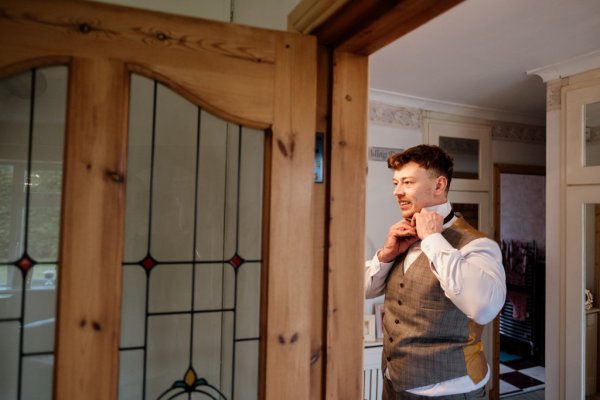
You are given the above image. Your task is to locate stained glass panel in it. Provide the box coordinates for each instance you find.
[120,74,264,399]
[0,66,66,399]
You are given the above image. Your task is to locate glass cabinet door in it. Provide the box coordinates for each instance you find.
[447,191,490,235]
[425,117,491,192]
[565,187,600,398]
[566,82,600,185]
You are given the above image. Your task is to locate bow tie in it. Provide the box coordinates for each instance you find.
[443,210,456,225]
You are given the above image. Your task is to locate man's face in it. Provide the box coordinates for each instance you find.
[392,161,445,220]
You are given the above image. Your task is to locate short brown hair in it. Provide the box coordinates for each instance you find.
[387,145,454,190]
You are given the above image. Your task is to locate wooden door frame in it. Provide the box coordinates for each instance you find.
[491,163,545,400]
[289,1,466,398]
[0,1,316,399]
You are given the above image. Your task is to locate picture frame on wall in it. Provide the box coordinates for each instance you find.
[374,303,384,339]
[363,314,376,342]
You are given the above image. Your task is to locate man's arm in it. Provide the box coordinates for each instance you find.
[365,219,419,298]
[365,252,394,298]
[413,209,506,325]
[421,235,506,325]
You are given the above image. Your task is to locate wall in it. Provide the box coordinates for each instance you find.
[366,91,546,273]
[96,0,299,28]
[364,102,422,316]
[500,174,546,253]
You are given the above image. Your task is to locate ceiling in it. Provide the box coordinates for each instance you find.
[369,0,600,123]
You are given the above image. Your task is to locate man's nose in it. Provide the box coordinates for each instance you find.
[394,185,403,196]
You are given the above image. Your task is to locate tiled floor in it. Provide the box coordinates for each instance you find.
[499,357,544,397]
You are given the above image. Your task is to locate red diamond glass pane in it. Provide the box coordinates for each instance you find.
[141,255,157,271]
[15,255,35,272]
[229,254,244,269]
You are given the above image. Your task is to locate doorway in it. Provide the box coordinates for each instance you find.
[493,164,546,397]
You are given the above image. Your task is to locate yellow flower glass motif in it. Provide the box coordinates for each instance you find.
[157,366,228,399]
[184,367,197,387]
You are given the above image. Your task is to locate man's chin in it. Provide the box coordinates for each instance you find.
[401,211,414,221]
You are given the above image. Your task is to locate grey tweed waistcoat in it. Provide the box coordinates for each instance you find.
[382,217,488,392]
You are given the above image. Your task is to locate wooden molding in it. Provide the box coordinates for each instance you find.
[290,0,464,55]
[288,0,349,34]
[326,50,368,399]
[263,32,317,400]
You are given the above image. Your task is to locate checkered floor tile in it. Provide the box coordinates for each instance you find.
[499,358,544,397]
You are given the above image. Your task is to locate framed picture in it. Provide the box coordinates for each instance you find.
[363,314,376,342]
[374,303,384,339]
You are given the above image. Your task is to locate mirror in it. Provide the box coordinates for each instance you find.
[585,102,600,167]
[585,203,600,397]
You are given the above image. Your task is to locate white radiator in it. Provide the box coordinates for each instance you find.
[363,345,383,400]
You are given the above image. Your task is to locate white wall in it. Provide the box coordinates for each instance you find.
[492,140,545,166]
[96,0,299,28]
[364,122,421,315]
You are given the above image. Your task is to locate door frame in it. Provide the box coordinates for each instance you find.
[0,1,316,398]
[289,1,466,398]
[491,163,545,399]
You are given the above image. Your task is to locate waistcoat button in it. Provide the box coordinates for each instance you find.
[397,300,402,305]
[395,319,400,324]
[386,356,391,362]
[389,337,393,342]
[399,283,404,288]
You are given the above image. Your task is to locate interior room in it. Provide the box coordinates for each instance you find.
[0,1,599,400]
[361,1,599,399]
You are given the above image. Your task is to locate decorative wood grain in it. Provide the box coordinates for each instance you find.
[0,0,275,127]
[326,50,368,399]
[54,57,129,400]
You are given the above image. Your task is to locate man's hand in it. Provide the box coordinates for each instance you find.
[377,219,419,263]
[413,209,443,239]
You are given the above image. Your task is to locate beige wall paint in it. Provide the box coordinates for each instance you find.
[95,0,300,29]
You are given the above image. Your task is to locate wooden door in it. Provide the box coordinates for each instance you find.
[0,1,316,399]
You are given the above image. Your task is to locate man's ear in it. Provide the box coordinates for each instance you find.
[435,176,448,194]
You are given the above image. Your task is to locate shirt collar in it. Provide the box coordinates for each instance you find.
[423,201,456,229]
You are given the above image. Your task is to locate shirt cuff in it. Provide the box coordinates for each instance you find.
[369,251,394,278]
[420,233,453,262]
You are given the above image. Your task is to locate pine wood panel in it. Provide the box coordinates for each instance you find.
[326,50,368,399]
[0,0,275,127]
[54,58,129,400]
[262,32,317,399]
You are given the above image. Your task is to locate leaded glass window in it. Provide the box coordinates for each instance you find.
[0,66,67,399]
[119,74,264,400]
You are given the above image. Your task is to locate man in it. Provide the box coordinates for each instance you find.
[365,145,506,399]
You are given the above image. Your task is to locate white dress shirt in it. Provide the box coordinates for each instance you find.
[364,202,506,396]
